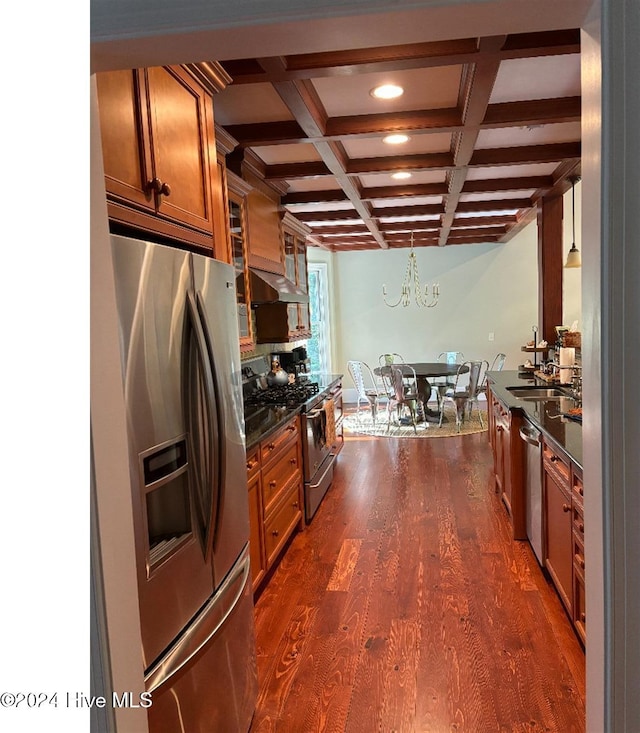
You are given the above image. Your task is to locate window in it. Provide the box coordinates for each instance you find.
[306,263,331,375]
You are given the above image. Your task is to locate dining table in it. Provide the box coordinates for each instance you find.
[374,362,469,422]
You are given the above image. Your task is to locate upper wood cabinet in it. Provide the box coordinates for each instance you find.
[245,187,285,274]
[96,63,231,260]
[226,170,255,353]
[254,214,313,344]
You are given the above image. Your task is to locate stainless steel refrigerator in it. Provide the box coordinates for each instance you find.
[110,234,258,732]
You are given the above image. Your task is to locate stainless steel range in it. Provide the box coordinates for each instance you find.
[242,356,342,522]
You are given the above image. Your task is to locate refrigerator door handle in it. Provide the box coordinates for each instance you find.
[184,291,221,555]
[144,548,251,693]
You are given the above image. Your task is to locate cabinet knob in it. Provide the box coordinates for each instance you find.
[272,529,279,537]
[287,425,295,432]
[147,178,171,197]
[268,443,275,451]
[562,503,571,513]
[579,522,584,533]
[290,458,297,465]
[292,501,299,509]
[269,480,277,488]
[550,455,559,463]
[580,612,586,623]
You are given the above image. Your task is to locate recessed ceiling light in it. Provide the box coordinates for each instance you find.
[391,171,412,180]
[383,133,410,145]
[370,84,404,100]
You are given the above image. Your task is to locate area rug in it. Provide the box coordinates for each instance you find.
[343,405,487,438]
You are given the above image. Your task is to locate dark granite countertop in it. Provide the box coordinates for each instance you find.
[243,374,343,452]
[488,370,583,469]
[244,404,302,453]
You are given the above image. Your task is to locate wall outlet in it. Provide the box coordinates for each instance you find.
[488,332,495,341]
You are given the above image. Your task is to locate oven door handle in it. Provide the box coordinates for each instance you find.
[307,406,326,419]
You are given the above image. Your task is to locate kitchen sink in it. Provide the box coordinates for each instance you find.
[506,387,570,400]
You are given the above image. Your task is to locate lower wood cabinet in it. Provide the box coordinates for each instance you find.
[245,415,303,592]
[543,440,574,615]
[543,437,585,646]
[487,387,525,539]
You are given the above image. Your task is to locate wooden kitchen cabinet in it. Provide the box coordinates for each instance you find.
[96,64,230,259]
[254,213,312,343]
[572,468,586,645]
[226,171,255,352]
[246,416,303,593]
[488,388,526,539]
[543,438,574,617]
[246,447,265,590]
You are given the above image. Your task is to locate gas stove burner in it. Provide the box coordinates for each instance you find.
[246,381,320,408]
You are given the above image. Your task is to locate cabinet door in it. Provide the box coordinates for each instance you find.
[96,69,154,211]
[145,66,216,236]
[228,191,254,351]
[544,468,573,614]
[295,235,310,332]
[247,473,265,590]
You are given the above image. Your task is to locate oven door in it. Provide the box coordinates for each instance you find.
[302,400,332,482]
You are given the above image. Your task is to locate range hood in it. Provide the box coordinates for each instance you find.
[249,268,309,304]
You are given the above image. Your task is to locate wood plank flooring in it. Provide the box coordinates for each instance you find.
[250,426,585,732]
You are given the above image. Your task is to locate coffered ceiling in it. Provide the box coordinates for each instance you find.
[212,29,581,252]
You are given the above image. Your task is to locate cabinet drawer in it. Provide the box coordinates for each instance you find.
[262,441,301,514]
[543,442,570,485]
[573,571,586,646]
[264,482,302,566]
[261,418,299,465]
[573,533,585,574]
[572,472,584,510]
[572,505,585,543]
[246,447,260,481]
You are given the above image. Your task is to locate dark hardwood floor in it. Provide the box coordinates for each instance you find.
[250,423,585,732]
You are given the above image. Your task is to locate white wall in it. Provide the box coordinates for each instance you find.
[311,220,540,385]
[563,180,583,328]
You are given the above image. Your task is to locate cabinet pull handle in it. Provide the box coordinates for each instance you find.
[147,177,163,193]
[268,443,275,451]
[562,503,571,512]
[287,425,295,432]
[269,480,277,488]
[550,455,559,462]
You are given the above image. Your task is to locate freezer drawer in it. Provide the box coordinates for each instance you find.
[145,544,258,733]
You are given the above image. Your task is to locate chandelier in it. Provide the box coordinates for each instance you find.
[382,232,439,308]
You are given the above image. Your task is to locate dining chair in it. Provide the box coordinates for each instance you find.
[386,364,420,433]
[478,352,506,400]
[439,360,486,431]
[378,353,408,395]
[347,360,388,425]
[433,350,465,403]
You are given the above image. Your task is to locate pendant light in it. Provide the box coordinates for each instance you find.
[564,176,581,268]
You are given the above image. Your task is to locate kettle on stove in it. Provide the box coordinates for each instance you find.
[266,358,289,387]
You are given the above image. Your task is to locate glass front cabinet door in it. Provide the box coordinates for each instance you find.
[226,172,254,352]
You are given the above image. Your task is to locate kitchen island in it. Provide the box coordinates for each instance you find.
[487,370,585,646]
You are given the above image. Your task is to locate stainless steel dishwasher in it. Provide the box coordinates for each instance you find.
[520,421,544,566]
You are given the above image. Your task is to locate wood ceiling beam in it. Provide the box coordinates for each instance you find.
[439,35,506,245]
[451,214,517,226]
[482,96,581,127]
[456,198,532,212]
[269,66,388,247]
[221,30,579,84]
[224,97,579,148]
[470,142,581,166]
[462,175,554,193]
[264,140,578,179]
